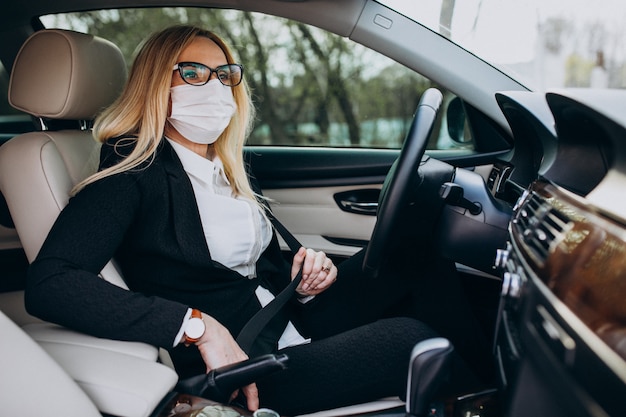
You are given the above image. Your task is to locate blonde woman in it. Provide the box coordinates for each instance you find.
[27,25,445,415]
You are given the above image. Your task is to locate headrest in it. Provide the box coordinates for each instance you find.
[8,29,127,120]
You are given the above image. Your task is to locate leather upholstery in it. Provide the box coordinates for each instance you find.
[0,310,101,417]
[8,29,126,119]
[0,29,177,417]
[23,322,160,361]
[0,130,101,262]
[0,28,128,288]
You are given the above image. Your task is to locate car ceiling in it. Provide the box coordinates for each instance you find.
[2,0,367,35]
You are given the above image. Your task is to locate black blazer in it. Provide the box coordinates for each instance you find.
[26,138,292,351]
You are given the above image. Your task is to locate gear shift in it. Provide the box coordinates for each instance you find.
[406,338,454,417]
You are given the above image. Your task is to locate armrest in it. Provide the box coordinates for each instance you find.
[37,340,178,417]
[23,322,158,360]
[0,311,101,417]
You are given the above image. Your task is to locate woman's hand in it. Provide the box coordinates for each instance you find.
[291,247,337,296]
[195,313,259,411]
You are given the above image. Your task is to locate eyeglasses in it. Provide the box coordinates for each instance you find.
[173,62,244,87]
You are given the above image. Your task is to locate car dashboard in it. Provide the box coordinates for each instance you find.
[491,89,626,417]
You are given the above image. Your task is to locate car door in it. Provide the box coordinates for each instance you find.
[247,146,394,258]
[245,101,510,262]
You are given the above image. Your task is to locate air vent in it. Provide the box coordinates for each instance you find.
[513,192,571,265]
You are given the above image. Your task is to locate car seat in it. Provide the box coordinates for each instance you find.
[0,28,177,417]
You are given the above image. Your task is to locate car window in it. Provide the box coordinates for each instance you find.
[382,0,626,92]
[41,8,474,151]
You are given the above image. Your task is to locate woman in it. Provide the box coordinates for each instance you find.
[26,25,486,415]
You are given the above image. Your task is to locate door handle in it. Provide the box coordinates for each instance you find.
[333,189,380,216]
[339,200,378,214]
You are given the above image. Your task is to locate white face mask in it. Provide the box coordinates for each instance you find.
[167,79,237,144]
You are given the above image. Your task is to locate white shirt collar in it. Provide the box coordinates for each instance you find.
[166,138,231,189]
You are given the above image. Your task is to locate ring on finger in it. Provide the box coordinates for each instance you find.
[322,264,332,273]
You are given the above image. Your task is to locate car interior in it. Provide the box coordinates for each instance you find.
[1,1,625,417]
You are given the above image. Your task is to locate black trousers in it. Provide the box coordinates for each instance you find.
[257,317,435,415]
[256,248,493,415]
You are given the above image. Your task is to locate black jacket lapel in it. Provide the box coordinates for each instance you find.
[161,140,214,267]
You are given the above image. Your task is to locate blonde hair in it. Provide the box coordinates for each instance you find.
[73,25,258,203]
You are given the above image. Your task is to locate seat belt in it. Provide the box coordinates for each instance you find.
[235,212,304,355]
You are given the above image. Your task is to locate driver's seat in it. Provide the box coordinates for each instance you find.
[2,29,128,288]
[0,28,177,417]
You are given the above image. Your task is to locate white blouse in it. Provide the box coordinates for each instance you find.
[167,139,272,277]
[167,139,308,349]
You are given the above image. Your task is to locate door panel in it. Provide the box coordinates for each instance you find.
[247,146,393,257]
[246,146,397,188]
[265,184,379,257]
[247,146,500,259]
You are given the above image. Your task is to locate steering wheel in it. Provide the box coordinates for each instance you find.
[362,88,443,277]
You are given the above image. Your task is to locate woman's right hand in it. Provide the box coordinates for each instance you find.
[195,313,259,411]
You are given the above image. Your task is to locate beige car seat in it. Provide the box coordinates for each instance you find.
[0,29,177,417]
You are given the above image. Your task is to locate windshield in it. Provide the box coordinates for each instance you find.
[380,0,625,91]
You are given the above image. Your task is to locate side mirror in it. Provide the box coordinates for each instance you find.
[446,97,471,144]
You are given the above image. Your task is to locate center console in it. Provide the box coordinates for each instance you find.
[494,180,626,417]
